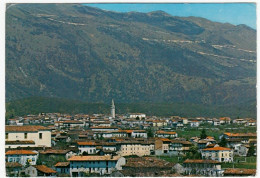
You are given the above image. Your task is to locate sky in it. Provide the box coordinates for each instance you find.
[84,3,256,29]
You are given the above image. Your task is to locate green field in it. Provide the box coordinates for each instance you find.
[176,123,256,141]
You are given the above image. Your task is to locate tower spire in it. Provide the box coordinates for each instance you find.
[111,99,115,118]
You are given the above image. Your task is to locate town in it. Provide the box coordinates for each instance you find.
[5,100,256,177]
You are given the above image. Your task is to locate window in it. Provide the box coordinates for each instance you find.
[24,133,28,139]
[5,133,8,139]
[39,133,42,139]
[32,157,35,161]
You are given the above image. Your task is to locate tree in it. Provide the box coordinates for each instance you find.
[247,145,255,157]
[219,136,227,147]
[136,116,140,120]
[200,129,207,139]
[147,128,154,138]
[82,151,88,156]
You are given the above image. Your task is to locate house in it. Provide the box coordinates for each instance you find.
[155,131,178,138]
[183,159,223,176]
[60,120,85,128]
[77,141,97,155]
[117,140,151,156]
[90,126,119,132]
[6,150,38,166]
[68,155,126,176]
[169,140,192,156]
[117,157,176,177]
[201,147,233,163]
[223,168,256,176]
[5,140,36,149]
[245,120,256,126]
[197,139,216,150]
[127,113,146,119]
[131,130,147,138]
[220,132,257,143]
[190,120,200,127]
[155,138,171,155]
[6,162,23,177]
[25,165,57,177]
[40,149,77,160]
[213,118,221,126]
[232,119,247,124]
[152,120,167,127]
[233,144,248,157]
[226,138,243,148]
[219,117,231,125]
[54,162,70,175]
[5,125,51,148]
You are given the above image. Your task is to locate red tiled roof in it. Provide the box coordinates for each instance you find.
[77,141,97,146]
[68,155,120,161]
[224,168,256,175]
[202,146,231,151]
[6,150,37,155]
[156,138,171,142]
[6,162,23,168]
[224,132,256,137]
[54,162,70,167]
[40,149,72,154]
[157,131,177,135]
[183,159,220,164]
[6,125,49,132]
[6,140,35,145]
[33,165,57,173]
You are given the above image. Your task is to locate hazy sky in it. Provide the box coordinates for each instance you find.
[84,3,256,29]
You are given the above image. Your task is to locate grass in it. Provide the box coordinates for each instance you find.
[175,124,256,141]
[221,163,256,169]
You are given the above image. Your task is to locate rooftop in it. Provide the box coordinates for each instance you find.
[33,165,57,174]
[6,162,23,168]
[183,159,220,164]
[123,157,175,168]
[6,150,37,155]
[224,168,256,175]
[202,146,231,151]
[6,140,35,145]
[54,162,70,167]
[68,155,121,161]
[6,125,50,132]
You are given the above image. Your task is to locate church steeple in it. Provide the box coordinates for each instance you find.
[111,99,115,118]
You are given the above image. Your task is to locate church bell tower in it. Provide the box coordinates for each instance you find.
[111,99,115,118]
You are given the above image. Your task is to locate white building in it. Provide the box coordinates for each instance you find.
[201,147,233,163]
[5,125,51,148]
[190,121,200,127]
[127,113,146,119]
[68,155,125,176]
[77,142,97,155]
[6,150,38,166]
[131,130,147,138]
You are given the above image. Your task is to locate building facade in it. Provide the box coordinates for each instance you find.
[5,126,51,148]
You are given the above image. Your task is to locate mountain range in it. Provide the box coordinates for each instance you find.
[5,4,256,117]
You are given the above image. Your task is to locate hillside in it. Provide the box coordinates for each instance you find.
[6,97,256,119]
[6,4,256,108]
